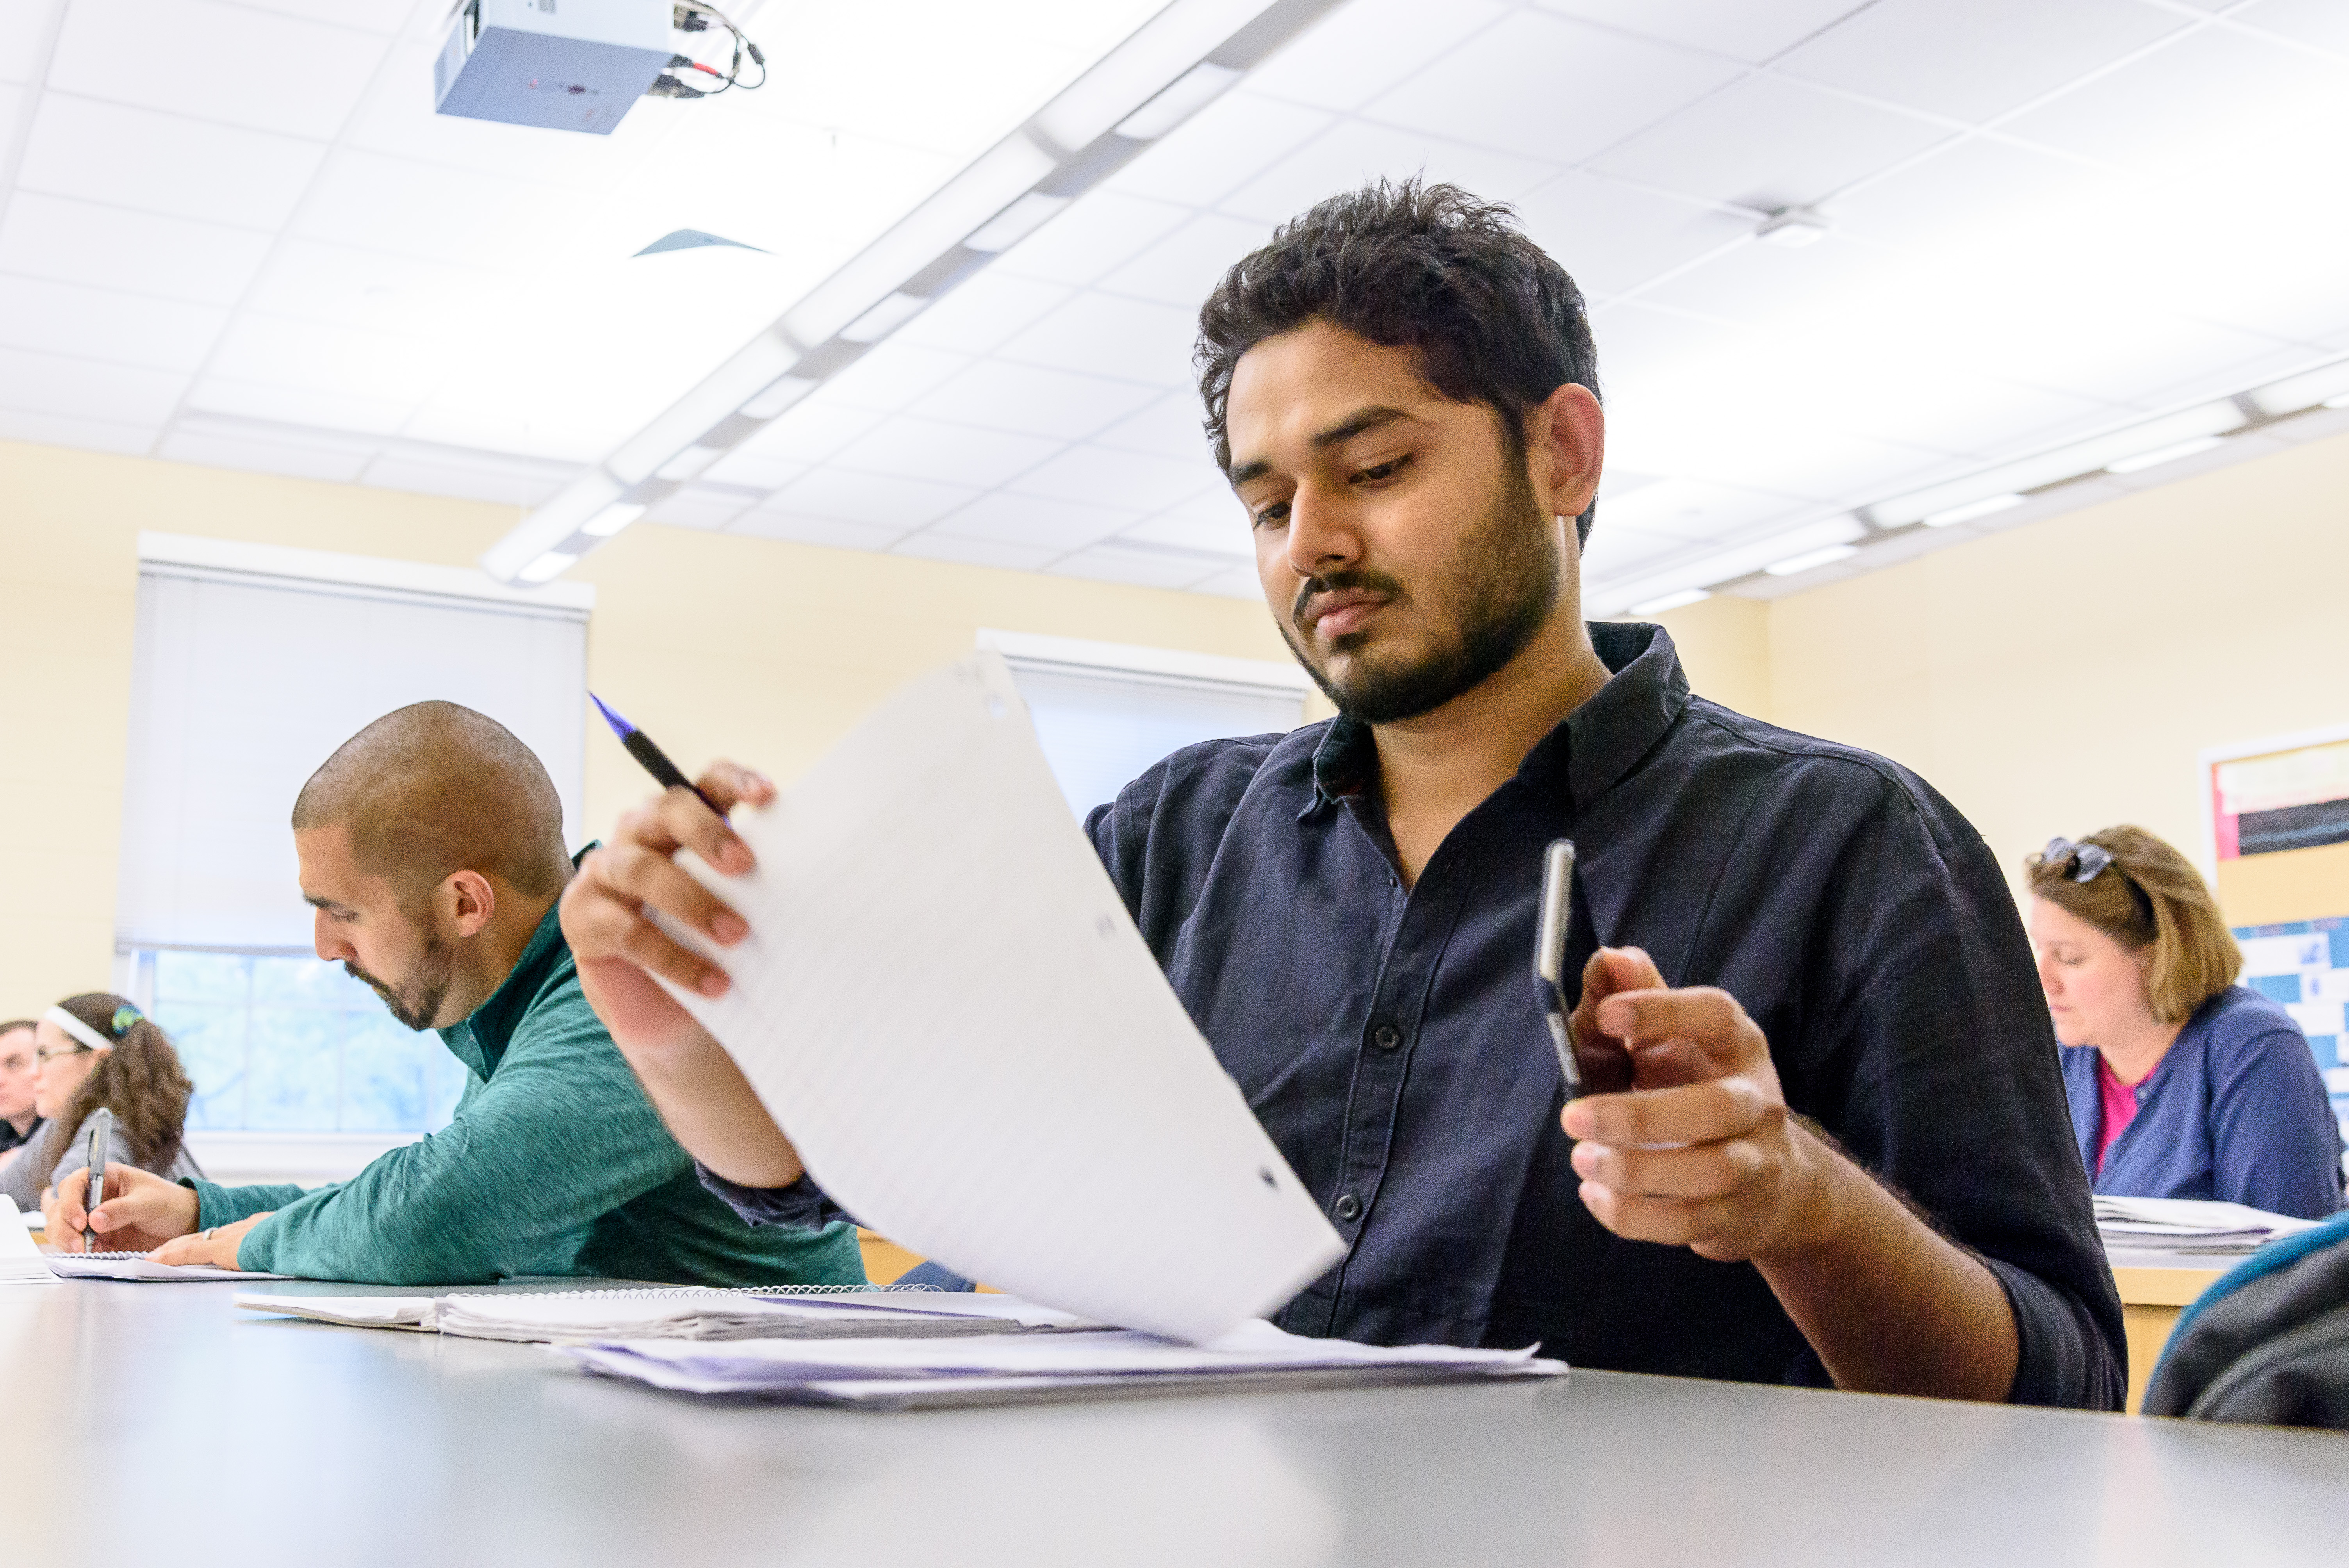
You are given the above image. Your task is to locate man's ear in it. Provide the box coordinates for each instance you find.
[1526,381,1604,523]
[445,870,497,940]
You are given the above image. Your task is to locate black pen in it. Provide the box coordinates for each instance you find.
[591,694,728,818]
[84,1107,112,1253]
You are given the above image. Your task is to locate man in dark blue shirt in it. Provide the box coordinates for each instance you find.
[562,182,2123,1408]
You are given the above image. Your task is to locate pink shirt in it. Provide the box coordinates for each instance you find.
[2095,1055,2139,1174]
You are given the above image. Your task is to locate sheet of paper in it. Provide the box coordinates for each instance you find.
[237,1288,1099,1342]
[662,652,1345,1343]
[46,1252,291,1282]
[0,1198,57,1285]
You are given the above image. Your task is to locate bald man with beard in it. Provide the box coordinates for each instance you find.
[52,702,864,1288]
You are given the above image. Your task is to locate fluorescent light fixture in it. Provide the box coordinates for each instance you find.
[1924,494,2024,527]
[656,446,725,482]
[479,469,627,581]
[840,291,930,344]
[1035,0,1274,151]
[1116,61,1242,139]
[739,374,819,420]
[1630,588,1710,615]
[1764,542,1859,576]
[2246,357,2349,418]
[518,552,578,583]
[1756,207,1830,248]
[964,191,1070,253]
[2105,435,2226,475]
[1875,401,2245,527]
[581,503,646,538]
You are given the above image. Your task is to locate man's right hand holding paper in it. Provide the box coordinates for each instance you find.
[560,760,808,1189]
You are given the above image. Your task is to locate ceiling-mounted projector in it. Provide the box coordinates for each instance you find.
[434,0,763,136]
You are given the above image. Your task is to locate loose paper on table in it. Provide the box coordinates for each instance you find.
[660,653,1345,1343]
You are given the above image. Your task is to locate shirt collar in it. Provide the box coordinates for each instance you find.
[1307,620,1690,816]
[436,850,587,1075]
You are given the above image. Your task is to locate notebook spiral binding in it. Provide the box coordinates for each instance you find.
[439,1282,950,1301]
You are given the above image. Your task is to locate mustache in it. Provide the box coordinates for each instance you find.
[342,961,394,996]
[1291,568,1406,629]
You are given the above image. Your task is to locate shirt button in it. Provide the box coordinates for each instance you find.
[1334,1193,1362,1222]
[1372,1022,1401,1052]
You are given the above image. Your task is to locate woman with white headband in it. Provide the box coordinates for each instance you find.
[0,992,204,1218]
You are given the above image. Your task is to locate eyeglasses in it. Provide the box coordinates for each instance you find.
[2041,837,2114,884]
[34,1043,92,1064]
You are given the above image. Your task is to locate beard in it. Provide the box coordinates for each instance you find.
[1279,455,1561,725]
[345,935,454,1032]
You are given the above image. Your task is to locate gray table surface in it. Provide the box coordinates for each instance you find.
[4,1277,2343,1568]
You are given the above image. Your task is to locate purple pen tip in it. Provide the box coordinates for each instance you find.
[589,692,638,739]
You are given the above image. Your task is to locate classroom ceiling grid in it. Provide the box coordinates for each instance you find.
[1,0,2346,604]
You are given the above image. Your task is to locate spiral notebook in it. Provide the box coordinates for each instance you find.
[238,1284,1095,1343]
[47,1251,291,1282]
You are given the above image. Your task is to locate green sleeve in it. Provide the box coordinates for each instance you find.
[193,1181,313,1228]
[234,990,696,1284]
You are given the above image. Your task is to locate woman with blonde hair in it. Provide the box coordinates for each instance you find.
[0,992,204,1216]
[2026,827,2342,1219]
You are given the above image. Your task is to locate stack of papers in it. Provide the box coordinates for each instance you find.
[46,1252,290,1281]
[238,1287,1096,1344]
[2095,1196,2323,1257]
[0,1197,56,1286]
[567,1319,1566,1410]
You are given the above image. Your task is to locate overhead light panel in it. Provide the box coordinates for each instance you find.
[1875,400,2245,528]
[1116,62,1243,139]
[2246,356,2349,417]
[1630,588,1710,615]
[581,503,647,538]
[839,292,930,344]
[964,192,1071,253]
[738,375,819,421]
[519,552,579,583]
[2105,436,2226,475]
[1764,542,1859,576]
[1923,493,2024,528]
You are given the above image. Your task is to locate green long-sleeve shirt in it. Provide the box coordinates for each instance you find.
[195,899,864,1287]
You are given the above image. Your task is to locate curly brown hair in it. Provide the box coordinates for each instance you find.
[43,992,194,1170]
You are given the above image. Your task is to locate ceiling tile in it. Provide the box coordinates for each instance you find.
[1824,135,2123,253]
[929,493,1137,551]
[15,95,326,228]
[0,2,61,83]
[818,342,977,413]
[994,292,1199,388]
[1576,524,1697,580]
[1096,212,1275,309]
[1117,496,1252,560]
[233,0,421,32]
[827,416,1061,488]
[1362,11,1742,165]
[645,486,756,532]
[1048,547,1219,590]
[993,191,1195,288]
[50,0,387,140]
[292,150,569,267]
[0,82,20,168]
[763,467,982,529]
[359,454,565,508]
[893,272,1076,356]
[1513,172,1752,296]
[1217,119,1567,226]
[0,275,227,372]
[158,428,376,484]
[1191,565,1264,600]
[890,532,1060,572]
[395,401,613,463]
[700,448,806,492]
[730,513,909,552]
[909,362,1162,442]
[0,346,187,424]
[0,408,154,456]
[2235,0,2349,51]
[1091,392,1215,463]
[0,193,274,305]
[1633,233,1903,326]
[734,398,888,467]
[1997,26,2349,171]
[242,240,501,337]
[207,315,446,401]
[1104,90,1335,209]
[1005,444,1223,512]
[186,376,416,438]
[1776,0,2192,125]
[1247,0,1510,112]
[1533,0,1872,64]
[1588,478,1811,542]
[1587,76,1953,212]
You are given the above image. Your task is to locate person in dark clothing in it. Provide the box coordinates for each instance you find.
[560,180,2124,1409]
[0,1020,43,1159]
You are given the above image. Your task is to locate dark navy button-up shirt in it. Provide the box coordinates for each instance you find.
[708,622,2123,1408]
[2065,985,2345,1219]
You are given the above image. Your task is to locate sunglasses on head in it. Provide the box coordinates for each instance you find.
[2041,837,2114,884]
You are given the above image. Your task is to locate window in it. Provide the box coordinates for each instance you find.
[980,630,1314,817]
[114,533,591,1160]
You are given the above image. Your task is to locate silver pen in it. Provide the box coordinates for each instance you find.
[83,1107,112,1254]
[1534,839,1580,1093]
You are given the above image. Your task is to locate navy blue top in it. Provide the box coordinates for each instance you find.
[706,622,2123,1408]
[2063,986,2344,1220]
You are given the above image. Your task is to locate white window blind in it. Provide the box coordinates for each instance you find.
[117,537,591,952]
[980,631,1313,818]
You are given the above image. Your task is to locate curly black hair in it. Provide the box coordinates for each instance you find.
[1194,178,1601,543]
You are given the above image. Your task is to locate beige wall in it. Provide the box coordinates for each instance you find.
[0,440,1296,1017]
[1647,424,2349,925]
